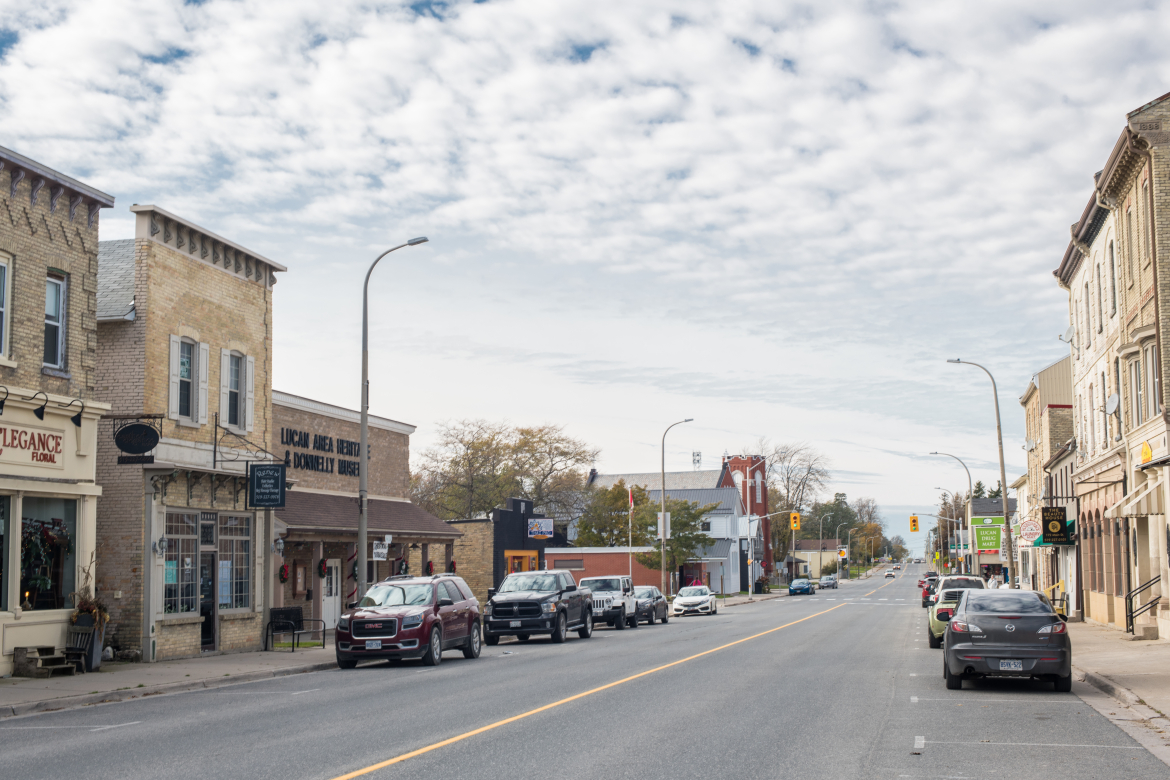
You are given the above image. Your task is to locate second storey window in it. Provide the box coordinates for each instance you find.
[178,341,194,418]
[0,254,9,357]
[44,276,64,367]
[228,354,241,427]
[169,336,209,424]
[220,349,255,432]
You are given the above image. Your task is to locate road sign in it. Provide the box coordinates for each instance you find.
[909,515,919,532]
[838,549,847,559]
[790,512,800,530]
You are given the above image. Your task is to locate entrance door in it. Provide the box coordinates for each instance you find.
[505,550,538,574]
[199,552,216,651]
[739,542,749,592]
[323,558,341,630]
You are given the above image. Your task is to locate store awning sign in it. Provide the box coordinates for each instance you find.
[247,463,286,508]
[528,517,553,539]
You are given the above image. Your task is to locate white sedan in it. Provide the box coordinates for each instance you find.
[672,586,718,616]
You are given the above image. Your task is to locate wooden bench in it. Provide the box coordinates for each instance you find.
[265,606,325,652]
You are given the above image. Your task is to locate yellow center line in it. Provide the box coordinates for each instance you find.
[329,603,848,780]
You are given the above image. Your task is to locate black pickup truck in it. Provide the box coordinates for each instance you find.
[483,570,593,645]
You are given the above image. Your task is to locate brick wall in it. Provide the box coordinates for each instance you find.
[156,617,201,660]
[449,520,493,605]
[219,613,262,652]
[545,551,662,588]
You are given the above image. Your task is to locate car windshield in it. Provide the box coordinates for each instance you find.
[359,583,432,607]
[634,587,655,598]
[582,578,623,592]
[678,587,709,596]
[499,573,561,593]
[964,592,1052,614]
[939,578,984,591]
[792,580,808,586]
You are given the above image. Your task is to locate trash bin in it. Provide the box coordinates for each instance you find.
[753,582,763,595]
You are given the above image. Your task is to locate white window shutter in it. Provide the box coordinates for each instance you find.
[246,355,255,432]
[220,348,231,425]
[168,335,181,420]
[197,342,210,424]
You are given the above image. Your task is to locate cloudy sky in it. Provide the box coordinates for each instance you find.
[2,0,1167,552]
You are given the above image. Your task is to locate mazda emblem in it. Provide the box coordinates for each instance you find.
[1005,624,1015,632]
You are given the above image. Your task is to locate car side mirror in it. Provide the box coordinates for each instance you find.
[563,584,576,592]
[438,597,455,607]
[487,588,497,598]
[346,601,358,610]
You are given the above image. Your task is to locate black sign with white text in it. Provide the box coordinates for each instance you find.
[248,462,287,508]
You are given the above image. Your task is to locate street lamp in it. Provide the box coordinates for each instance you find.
[817,512,834,584]
[660,418,693,597]
[932,453,973,573]
[946,359,1014,587]
[835,522,847,580]
[358,236,428,601]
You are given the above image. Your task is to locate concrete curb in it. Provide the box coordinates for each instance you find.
[1073,665,1141,705]
[0,659,338,719]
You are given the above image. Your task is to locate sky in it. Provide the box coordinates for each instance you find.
[2,0,1168,555]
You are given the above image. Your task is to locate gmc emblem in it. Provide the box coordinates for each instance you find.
[367,623,382,629]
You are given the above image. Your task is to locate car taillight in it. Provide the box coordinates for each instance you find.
[950,620,982,633]
[1037,623,1066,634]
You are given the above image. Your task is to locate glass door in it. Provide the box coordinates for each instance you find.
[199,552,216,651]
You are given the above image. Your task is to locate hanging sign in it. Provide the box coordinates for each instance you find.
[247,462,286,508]
[114,423,160,455]
[1042,507,1073,545]
[1019,519,1042,543]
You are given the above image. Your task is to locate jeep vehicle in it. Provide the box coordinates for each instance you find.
[483,570,593,644]
[579,575,638,630]
[334,574,481,668]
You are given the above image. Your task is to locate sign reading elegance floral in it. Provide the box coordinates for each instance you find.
[0,423,66,470]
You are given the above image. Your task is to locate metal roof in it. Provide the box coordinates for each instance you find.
[693,538,734,560]
[97,239,136,321]
[646,487,743,514]
[591,470,721,491]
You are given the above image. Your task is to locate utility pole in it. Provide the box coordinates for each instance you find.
[660,419,692,597]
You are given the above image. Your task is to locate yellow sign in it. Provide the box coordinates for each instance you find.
[790,512,800,530]
[1141,441,1153,464]
[909,515,919,532]
[838,549,847,558]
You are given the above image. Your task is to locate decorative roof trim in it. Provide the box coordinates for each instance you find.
[0,145,115,207]
[273,390,415,435]
[129,204,287,272]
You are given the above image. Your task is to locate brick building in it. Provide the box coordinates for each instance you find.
[95,205,285,661]
[271,391,459,631]
[0,146,113,676]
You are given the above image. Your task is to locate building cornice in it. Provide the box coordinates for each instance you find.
[0,145,114,227]
[273,390,415,435]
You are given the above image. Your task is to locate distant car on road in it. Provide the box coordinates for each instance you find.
[818,575,838,590]
[673,586,718,616]
[943,589,1072,692]
[633,586,669,625]
[884,571,896,578]
[921,576,939,607]
[894,565,901,570]
[789,578,816,596]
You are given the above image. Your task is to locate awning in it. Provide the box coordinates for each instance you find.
[1104,475,1164,519]
[276,490,460,539]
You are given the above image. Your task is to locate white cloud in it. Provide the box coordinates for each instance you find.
[1,0,1166,515]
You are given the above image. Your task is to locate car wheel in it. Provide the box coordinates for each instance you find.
[336,656,357,670]
[662,610,669,624]
[628,611,639,628]
[578,611,593,639]
[484,632,500,646]
[463,622,482,659]
[944,659,962,690]
[517,634,531,642]
[1054,674,1072,693]
[927,628,941,649]
[550,613,567,644]
[615,613,626,630]
[422,627,443,667]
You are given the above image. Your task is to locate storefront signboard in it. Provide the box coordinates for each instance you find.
[248,462,286,508]
[973,525,1001,554]
[528,517,553,539]
[1019,519,1042,543]
[114,422,160,455]
[371,541,388,560]
[1041,507,1073,545]
[0,422,66,470]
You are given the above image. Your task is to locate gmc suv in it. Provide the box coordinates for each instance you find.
[484,570,593,644]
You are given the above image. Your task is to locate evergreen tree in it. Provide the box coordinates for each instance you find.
[972,480,986,498]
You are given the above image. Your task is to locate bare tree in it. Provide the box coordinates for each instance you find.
[511,424,600,525]
[754,439,831,513]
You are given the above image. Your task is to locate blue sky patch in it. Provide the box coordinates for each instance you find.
[0,29,17,60]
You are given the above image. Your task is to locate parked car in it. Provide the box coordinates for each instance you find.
[818,575,838,590]
[483,570,593,645]
[943,589,1072,692]
[335,575,481,668]
[579,576,638,629]
[633,586,670,625]
[672,585,718,616]
[927,577,986,648]
[789,578,816,596]
[921,576,939,608]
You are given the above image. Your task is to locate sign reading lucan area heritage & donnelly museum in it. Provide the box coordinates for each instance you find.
[0,423,66,469]
[248,462,286,508]
[1041,507,1073,545]
[280,426,363,477]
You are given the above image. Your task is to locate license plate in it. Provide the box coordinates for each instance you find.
[365,640,382,650]
[509,620,521,628]
[999,659,1023,671]
[593,609,604,617]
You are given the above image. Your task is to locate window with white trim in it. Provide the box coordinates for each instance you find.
[1131,358,1145,426]
[0,253,9,357]
[1096,264,1103,333]
[1146,344,1160,419]
[220,350,255,431]
[164,512,198,614]
[1108,241,1117,316]
[218,514,252,609]
[44,275,65,367]
[169,337,209,423]
[1083,284,1091,348]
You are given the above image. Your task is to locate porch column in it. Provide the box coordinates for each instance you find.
[313,540,324,640]
[444,543,453,572]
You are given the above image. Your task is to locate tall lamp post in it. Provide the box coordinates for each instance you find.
[359,236,428,601]
[835,522,847,580]
[818,512,834,583]
[931,452,973,573]
[946,359,1015,587]
[660,418,693,597]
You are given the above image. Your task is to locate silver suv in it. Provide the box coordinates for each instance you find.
[579,576,637,630]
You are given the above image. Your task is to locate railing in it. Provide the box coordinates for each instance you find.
[1044,579,1068,617]
[1125,575,1162,634]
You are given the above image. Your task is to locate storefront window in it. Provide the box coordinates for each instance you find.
[0,497,10,610]
[218,515,251,609]
[20,497,76,610]
[164,512,198,614]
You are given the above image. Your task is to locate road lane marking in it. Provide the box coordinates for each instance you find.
[911,698,1081,704]
[910,697,918,703]
[0,721,141,732]
[926,740,1141,749]
[291,689,321,695]
[914,736,925,749]
[328,603,848,779]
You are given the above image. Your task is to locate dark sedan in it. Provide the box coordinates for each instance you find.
[634,586,670,625]
[943,590,1072,691]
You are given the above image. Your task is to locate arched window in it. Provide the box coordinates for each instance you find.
[755,471,763,503]
[1084,283,1091,348]
[1108,241,1117,315]
[1096,264,1103,332]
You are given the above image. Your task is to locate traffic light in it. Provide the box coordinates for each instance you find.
[909,515,919,533]
[790,512,801,530]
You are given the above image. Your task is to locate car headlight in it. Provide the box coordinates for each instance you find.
[483,602,492,616]
[402,613,423,629]
[338,616,349,632]
[542,600,557,613]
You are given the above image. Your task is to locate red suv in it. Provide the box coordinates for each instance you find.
[335,575,481,668]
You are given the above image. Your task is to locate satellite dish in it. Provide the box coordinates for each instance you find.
[1106,394,1119,416]
[1060,325,1075,343]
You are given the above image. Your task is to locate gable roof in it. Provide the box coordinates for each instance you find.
[590,470,722,491]
[97,239,136,322]
[647,487,743,514]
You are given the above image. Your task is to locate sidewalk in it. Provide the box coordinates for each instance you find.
[1070,621,1170,718]
[0,646,337,718]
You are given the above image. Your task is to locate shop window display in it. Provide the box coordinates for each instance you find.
[20,497,76,610]
[218,514,251,609]
[164,512,198,614]
[0,497,9,610]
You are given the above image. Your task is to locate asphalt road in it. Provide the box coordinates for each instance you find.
[3,564,1167,780]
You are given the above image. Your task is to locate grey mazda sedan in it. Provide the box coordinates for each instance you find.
[943,590,1071,692]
